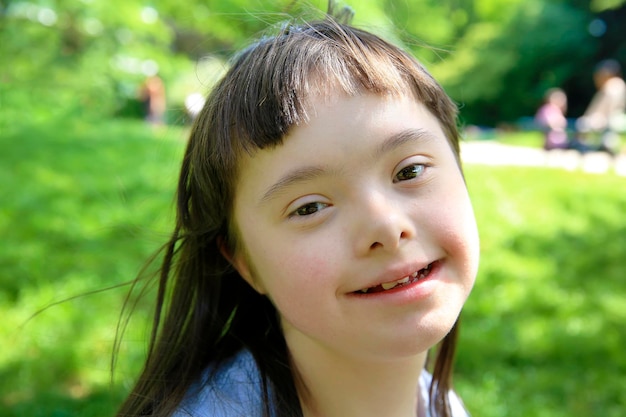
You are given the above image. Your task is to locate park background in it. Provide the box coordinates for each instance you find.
[1,0,625,416]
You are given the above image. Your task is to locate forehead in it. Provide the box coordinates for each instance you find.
[283,87,459,163]
[293,58,414,115]
[220,23,459,159]
[297,92,438,137]
[233,93,453,194]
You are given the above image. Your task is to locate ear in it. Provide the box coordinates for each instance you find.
[217,237,266,294]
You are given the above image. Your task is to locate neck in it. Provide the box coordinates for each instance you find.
[288,343,428,417]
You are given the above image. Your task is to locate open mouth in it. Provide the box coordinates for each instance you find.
[356,262,436,294]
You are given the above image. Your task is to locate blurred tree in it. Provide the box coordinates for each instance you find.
[392,0,626,125]
[592,0,626,10]
[0,0,345,123]
[1,0,178,122]
[1,0,624,126]
[427,0,597,125]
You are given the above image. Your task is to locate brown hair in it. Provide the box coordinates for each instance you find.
[116,17,463,417]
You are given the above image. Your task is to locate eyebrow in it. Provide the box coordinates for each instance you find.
[260,166,328,204]
[259,128,437,204]
[375,128,436,157]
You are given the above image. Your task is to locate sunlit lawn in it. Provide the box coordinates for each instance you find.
[0,119,185,417]
[1,119,624,416]
[460,164,625,417]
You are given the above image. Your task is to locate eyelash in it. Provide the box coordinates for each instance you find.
[393,163,426,183]
[289,201,329,217]
[287,163,427,217]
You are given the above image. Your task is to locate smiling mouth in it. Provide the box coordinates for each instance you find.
[356,262,435,294]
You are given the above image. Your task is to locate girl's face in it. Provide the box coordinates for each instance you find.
[231,93,479,362]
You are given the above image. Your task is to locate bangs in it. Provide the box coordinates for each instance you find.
[209,20,458,155]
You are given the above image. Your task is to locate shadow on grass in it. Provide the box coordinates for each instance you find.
[1,375,125,417]
[0,333,128,416]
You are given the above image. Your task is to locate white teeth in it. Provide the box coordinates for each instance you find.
[381,281,397,290]
[359,265,432,294]
[417,264,433,279]
[382,276,410,291]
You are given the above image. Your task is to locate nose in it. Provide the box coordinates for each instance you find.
[352,191,415,256]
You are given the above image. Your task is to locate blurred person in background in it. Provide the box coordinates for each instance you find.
[139,74,167,125]
[535,88,569,151]
[576,59,626,155]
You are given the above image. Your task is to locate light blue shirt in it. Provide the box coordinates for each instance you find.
[174,349,469,417]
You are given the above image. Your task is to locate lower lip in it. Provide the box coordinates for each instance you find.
[349,261,442,304]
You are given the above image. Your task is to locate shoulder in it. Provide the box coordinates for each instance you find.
[604,77,626,96]
[173,350,266,417]
[419,371,470,417]
[448,390,470,417]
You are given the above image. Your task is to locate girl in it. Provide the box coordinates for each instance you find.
[116,13,480,417]
[535,88,569,151]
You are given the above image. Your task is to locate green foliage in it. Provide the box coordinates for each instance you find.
[1,0,209,121]
[592,0,626,11]
[427,0,599,125]
[1,119,625,416]
[2,0,625,126]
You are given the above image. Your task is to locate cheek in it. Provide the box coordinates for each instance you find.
[427,185,480,277]
[274,251,334,296]
[256,242,344,325]
[448,203,480,287]
[248,235,337,298]
[260,258,336,335]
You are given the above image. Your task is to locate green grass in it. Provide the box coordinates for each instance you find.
[472,128,626,151]
[1,118,186,416]
[458,165,626,417]
[490,130,545,148]
[1,119,625,416]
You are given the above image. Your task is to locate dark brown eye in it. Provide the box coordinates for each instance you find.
[395,164,425,182]
[293,202,328,216]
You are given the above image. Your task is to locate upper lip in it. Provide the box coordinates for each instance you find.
[351,260,434,293]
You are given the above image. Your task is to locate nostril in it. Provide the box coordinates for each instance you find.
[370,241,383,250]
